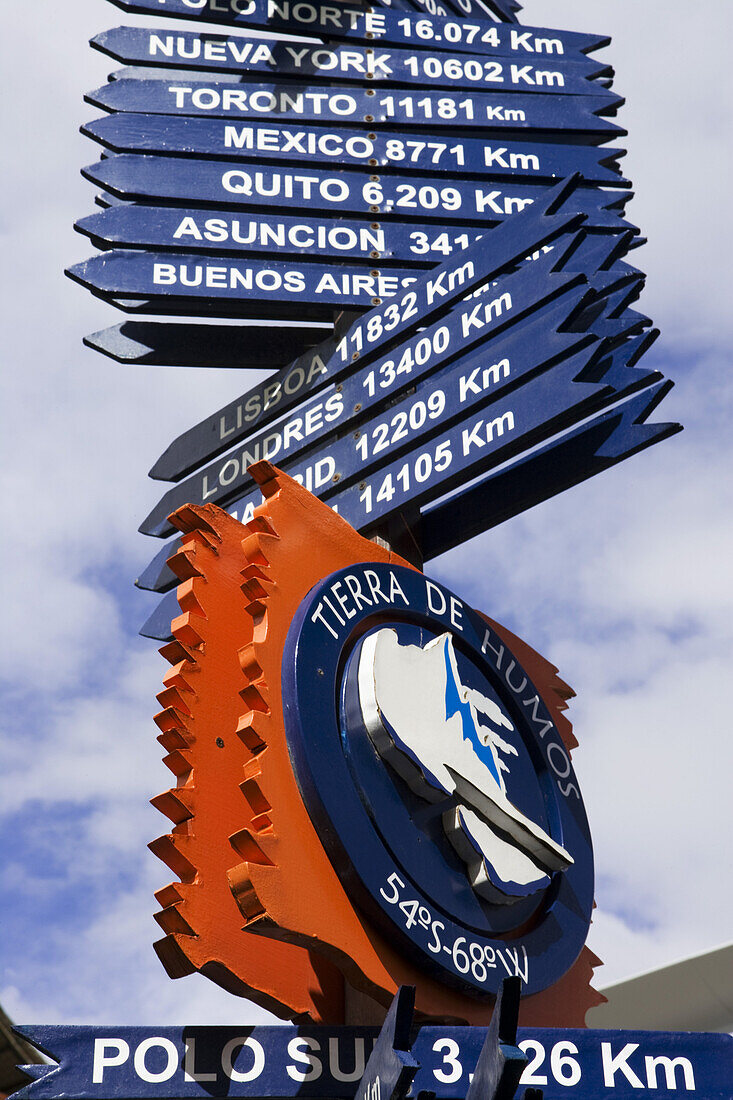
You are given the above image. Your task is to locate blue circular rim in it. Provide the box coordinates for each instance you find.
[282,563,594,998]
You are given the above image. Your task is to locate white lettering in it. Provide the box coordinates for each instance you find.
[92,1040,129,1084]
[184,1039,216,1083]
[601,1043,645,1089]
[221,1037,265,1083]
[134,1039,178,1084]
[286,1037,322,1083]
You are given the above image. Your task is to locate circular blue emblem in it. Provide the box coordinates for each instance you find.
[282,563,594,998]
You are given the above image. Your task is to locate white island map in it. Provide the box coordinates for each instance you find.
[357,629,573,904]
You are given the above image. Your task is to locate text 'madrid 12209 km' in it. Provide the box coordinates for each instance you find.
[16,2,732,1100]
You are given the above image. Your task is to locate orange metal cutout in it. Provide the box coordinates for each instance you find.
[150,462,603,1025]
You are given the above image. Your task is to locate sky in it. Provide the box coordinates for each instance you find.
[0,0,731,1028]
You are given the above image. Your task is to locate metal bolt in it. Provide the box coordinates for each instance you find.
[371,222,380,230]
[332,473,341,483]
[216,737,225,748]
[368,133,377,140]
[317,668,325,677]
[352,352,360,361]
[354,403,362,412]
[372,297,382,305]
[369,159,378,167]
[370,250,380,259]
[359,482,367,491]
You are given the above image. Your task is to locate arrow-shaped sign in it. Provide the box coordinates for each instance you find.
[141,302,652,539]
[139,346,665,640]
[141,182,615,479]
[84,226,639,368]
[67,250,423,320]
[420,372,680,558]
[76,205,630,271]
[80,156,631,230]
[83,321,330,368]
[91,28,611,90]
[85,78,623,131]
[81,113,628,186]
[139,241,641,501]
[86,321,333,369]
[260,337,661,530]
[191,0,524,22]
[139,288,599,536]
[14,1022,730,1100]
[147,226,637,481]
[102,2,609,59]
[135,294,643,593]
[75,206,491,267]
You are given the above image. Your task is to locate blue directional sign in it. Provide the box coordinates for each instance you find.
[138,587,188,639]
[137,245,646,525]
[146,224,633,482]
[86,78,623,131]
[419,373,680,559]
[139,294,601,536]
[323,344,661,535]
[103,2,610,59]
[137,536,192,594]
[75,175,590,343]
[66,250,423,319]
[77,204,636,271]
[138,379,674,642]
[84,321,332,368]
[81,114,628,186]
[136,330,672,603]
[14,1023,731,1100]
[80,156,631,228]
[85,321,334,371]
[75,205,495,266]
[141,329,655,547]
[134,318,652,621]
[148,0,521,24]
[91,28,611,91]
